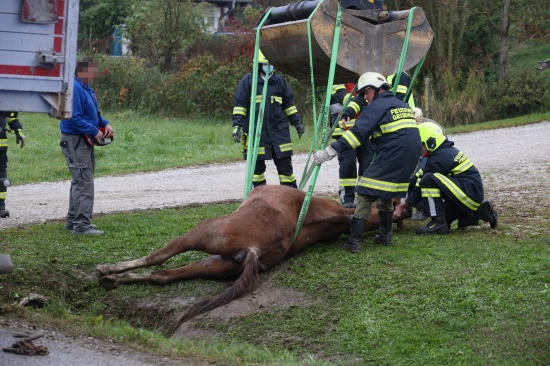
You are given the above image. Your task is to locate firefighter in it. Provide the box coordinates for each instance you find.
[333,72,415,208]
[314,72,421,252]
[330,84,372,208]
[232,51,305,188]
[393,122,498,234]
[0,111,26,218]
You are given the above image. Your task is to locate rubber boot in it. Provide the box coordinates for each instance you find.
[374,210,393,245]
[416,216,449,235]
[475,200,498,228]
[0,199,7,218]
[343,216,365,253]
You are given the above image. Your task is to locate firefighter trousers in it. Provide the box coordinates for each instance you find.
[337,142,373,205]
[253,155,297,188]
[419,172,481,229]
[0,116,8,210]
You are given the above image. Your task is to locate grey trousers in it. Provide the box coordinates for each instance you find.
[60,133,95,232]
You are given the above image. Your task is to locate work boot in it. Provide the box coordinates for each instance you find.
[476,200,498,228]
[0,209,8,218]
[374,210,393,245]
[342,202,356,209]
[72,227,104,236]
[65,223,97,230]
[0,254,14,274]
[411,209,429,221]
[416,216,449,235]
[343,216,365,253]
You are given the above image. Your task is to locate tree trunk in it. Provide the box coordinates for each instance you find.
[499,0,511,81]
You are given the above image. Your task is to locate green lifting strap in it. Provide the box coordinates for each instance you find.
[392,6,418,98]
[298,0,326,185]
[293,0,343,242]
[299,83,357,189]
[244,9,273,198]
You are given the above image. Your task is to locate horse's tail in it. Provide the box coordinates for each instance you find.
[172,249,259,333]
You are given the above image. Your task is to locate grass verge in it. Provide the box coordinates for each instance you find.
[1,201,548,365]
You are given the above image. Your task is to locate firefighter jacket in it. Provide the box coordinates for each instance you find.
[387,72,415,108]
[406,139,484,212]
[232,72,301,160]
[339,72,415,124]
[330,84,353,138]
[331,92,421,199]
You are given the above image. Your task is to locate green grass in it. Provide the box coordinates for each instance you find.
[1,203,548,365]
[7,110,550,186]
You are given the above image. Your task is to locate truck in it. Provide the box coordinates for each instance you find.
[0,0,79,119]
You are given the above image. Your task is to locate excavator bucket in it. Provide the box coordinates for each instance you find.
[257,0,433,83]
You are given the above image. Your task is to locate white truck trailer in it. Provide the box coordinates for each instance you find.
[0,0,79,119]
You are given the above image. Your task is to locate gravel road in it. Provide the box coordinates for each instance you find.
[0,121,549,231]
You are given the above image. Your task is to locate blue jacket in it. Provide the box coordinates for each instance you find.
[60,77,109,135]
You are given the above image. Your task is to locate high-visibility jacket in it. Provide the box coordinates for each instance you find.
[387,72,415,108]
[406,139,484,213]
[232,72,301,160]
[331,92,421,199]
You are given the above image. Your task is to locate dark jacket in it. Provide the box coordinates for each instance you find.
[331,92,421,199]
[406,139,484,212]
[232,72,300,160]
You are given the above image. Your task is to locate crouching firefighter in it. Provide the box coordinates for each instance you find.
[393,122,498,234]
[0,111,26,218]
[231,51,305,188]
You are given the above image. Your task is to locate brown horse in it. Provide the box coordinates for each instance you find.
[96,185,402,332]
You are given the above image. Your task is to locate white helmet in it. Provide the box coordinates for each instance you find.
[357,72,390,94]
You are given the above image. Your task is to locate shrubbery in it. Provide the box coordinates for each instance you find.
[91,36,550,126]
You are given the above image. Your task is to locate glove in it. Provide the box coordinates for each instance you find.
[232,125,242,143]
[313,145,338,165]
[14,129,25,148]
[295,123,305,139]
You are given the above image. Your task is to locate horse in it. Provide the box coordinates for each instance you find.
[96,185,403,332]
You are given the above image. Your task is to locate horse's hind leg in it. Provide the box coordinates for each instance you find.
[99,255,243,289]
[97,235,193,275]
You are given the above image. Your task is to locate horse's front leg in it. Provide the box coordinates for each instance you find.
[98,255,243,289]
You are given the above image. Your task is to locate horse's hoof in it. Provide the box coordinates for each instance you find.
[99,276,119,290]
[96,264,111,276]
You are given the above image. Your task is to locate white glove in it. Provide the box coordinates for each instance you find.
[313,145,338,165]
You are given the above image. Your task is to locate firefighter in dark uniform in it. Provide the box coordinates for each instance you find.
[393,122,498,234]
[314,72,421,252]
[330,84,372,208]
[232,51,304,188]
[334,72,416,209]
[0,111,25,218]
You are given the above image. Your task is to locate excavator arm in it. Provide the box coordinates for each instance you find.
[257,0,433,83]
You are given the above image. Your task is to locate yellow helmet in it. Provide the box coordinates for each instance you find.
[258,50,268,64]
[418,121,446,151]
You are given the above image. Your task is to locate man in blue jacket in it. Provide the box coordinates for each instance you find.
[60,57,114,235]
